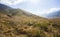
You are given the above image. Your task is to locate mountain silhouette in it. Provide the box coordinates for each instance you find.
[0,4,36,17]
[0,4,11,9]
[46,10,60,18]
[0,4,13,16]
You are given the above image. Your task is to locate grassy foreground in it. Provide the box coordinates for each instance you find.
[0,12,60,37]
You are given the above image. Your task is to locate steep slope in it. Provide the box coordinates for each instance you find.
[0,4,12,15]
[0,4,60,37]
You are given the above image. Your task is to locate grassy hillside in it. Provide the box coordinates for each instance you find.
[49,18,60,24]
[0,4,60,37]
[0,10,60,37]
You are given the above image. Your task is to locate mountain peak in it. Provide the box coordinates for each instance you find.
[0,3,13,17]
[46,10,60,18]
[0,3,11,9]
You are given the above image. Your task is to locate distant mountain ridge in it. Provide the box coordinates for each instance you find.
[46,10,60,18]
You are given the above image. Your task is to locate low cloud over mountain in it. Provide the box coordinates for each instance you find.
[46,10,60,18]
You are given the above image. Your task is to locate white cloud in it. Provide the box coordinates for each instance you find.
[0,0,40,5]
[26,8,60,17]
[0,0,12,5]
[40,8,60,14]
[0,0,26,5]
[47,8,60,14]
[29,0,40,4]
[33,8,60,17]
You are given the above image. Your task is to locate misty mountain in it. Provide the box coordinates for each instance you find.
[0,4,12,14]
[46,10,60,18]
[0,4,36,17]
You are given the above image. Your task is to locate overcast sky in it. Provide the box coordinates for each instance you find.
[0,0,60,17]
